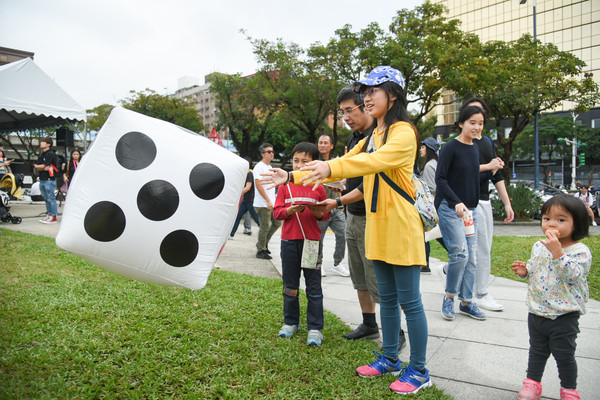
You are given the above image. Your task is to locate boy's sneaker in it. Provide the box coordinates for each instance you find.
[560,388,581,400]
[332,262,350,277]
[389,366,432,395]
[459,301,486,320]
[243,229,252,235]
[41,215,57,224]
[356,351,404,377]
[344,323,379,340]
[476,294,504,311]
[39,215,50,223]
[441,297,455,320]
[307,329,323,346]
[278,324,298,338]
[517,378,542,400]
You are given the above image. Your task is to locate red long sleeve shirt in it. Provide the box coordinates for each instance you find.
[273,184,330,241]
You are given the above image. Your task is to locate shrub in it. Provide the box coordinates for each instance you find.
[492,182,543,220]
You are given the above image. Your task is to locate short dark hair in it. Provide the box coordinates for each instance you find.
[541,194,589,241]
[336,85,363,107]
[243,156,253,169]
[41,137,53,147]
[460,97,489,120]
[318,134,333,144]
[291,142,319,161]
[259,143,273,154]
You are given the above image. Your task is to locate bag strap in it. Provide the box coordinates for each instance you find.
[371,172,414,213]
[286,184,307,239]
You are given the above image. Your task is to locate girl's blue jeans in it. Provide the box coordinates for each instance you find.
[373,261,427,371]
[437,200,478,302]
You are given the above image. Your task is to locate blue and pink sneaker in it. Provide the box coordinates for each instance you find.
[389,366,432,395]
[356,351,404,377]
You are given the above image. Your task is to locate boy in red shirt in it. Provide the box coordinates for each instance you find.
[273,142,330,346]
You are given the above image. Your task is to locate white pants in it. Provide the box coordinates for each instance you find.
[475,200,493,299]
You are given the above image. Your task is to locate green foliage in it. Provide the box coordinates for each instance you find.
[429,235,600,301]
[0,229,451,399]
[121,89,204,133]
[309,1,480,125]
[86,103,115,133]
[449,34,600,181]
[491,182,543,221]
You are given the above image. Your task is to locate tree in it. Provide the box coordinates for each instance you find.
[209,72,275,159]
[578,125,600,185]
[249,37,340,149]
[449,34,600,181]
[512,115,581,183]
[86,103,115,133]
[308,1,481,125]
[121,89,204,133]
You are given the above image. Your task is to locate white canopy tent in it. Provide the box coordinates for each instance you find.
[0,58,87,133]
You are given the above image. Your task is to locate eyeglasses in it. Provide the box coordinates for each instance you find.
[337,104,362,118]
[359,87,381,100]
[262,150,274,154]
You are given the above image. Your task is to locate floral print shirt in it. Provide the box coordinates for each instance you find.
[526,241,591,319]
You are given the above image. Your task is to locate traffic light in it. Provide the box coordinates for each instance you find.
[580,153,585,166]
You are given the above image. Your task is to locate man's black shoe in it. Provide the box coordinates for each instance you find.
[256,250,272,260]
[344,323,380,340]
[398,329,407,352]
[266,248,271,254]
[421,266,431,274]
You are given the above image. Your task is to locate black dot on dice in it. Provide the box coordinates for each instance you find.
[160,230,199,267]
[84,201,126,242]
[189,163,224,200]
[137,180,179,221]
[115,131,157,170]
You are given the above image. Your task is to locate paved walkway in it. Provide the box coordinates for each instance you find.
[2,201,599,400]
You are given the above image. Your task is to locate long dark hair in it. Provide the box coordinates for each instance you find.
[360,81,418,160]
[420,146,438,171]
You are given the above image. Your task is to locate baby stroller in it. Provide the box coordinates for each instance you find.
[0,191,21,224]
[0,173,22,224]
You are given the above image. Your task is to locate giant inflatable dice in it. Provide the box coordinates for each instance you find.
[56,107,247,290]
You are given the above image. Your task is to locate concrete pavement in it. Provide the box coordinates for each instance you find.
[2,201,599,400]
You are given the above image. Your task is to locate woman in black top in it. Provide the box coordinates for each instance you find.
[63,149,81,187]
[435,106,487,322]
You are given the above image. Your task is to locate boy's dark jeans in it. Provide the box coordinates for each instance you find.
[281,239,323,330]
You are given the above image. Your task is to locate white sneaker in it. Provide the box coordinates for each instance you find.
[476,294,504,311]
[332,262,350,277]
[593,221,598,226]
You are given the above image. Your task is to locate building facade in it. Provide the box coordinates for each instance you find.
[430,0,599,128]
[171,74,220,136]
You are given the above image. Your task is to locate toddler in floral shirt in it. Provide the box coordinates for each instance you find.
[512,194,592,400]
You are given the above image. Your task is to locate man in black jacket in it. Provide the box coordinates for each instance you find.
[33,137,58,224]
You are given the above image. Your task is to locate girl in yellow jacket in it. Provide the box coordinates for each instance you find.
[262,66,431,395]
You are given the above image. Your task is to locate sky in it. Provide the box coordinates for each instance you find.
[0,0,423,110]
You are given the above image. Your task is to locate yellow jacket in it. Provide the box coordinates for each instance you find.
[296,121,425,266]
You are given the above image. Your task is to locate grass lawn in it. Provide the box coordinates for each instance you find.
[429,234,600,301]
[0,229,451,399]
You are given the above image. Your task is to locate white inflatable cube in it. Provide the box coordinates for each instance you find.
[56,107,247,290]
